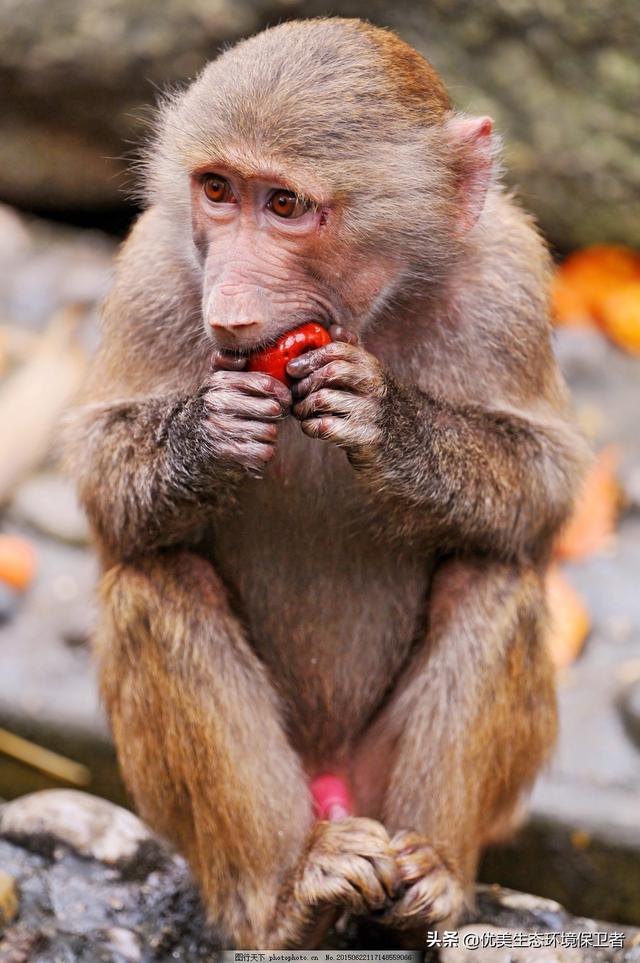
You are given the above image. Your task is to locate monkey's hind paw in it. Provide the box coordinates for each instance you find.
[294,817,398,918]
[376,831,463,929]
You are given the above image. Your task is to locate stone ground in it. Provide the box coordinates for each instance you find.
[1,790,639,961]
[1,206,640,936]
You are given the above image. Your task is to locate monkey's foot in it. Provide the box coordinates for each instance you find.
[295,817,398,917]
[375,831,463,929]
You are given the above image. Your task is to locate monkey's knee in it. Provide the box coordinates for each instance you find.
[102,549,228,619]
[97,549,234,661]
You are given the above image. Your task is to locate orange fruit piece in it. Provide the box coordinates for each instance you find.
[551,246,640,328]
[544,566,591,669]
[554,446,621,562]
[597,281,640,355]
[0,535,37,591]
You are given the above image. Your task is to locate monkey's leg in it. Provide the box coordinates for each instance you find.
[98,552,397,949]
[352,558,557,942]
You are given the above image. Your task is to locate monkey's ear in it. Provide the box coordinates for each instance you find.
[446,114,495,235]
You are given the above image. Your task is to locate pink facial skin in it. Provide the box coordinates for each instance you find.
[190,167,397,477]
[190,168,338,354]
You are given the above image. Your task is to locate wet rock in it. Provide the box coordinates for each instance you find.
[102,927,143,962]
[0,791,637,961]
[0,204,114,342]
[12,472,90,546]
[0,790,157,868]
[0,791,220,962]
[553,329,611,384]
[618,680,640,752]
[553,328,640,506]
[446,887,639,962]
[0,579,19,624]
[0,926,43,963]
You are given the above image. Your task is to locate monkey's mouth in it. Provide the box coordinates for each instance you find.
[215,316,333,359]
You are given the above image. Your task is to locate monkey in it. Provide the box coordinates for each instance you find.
[64,17,587,950]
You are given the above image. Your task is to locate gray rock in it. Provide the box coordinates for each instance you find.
[618,680,640,752]
[0,790,220,961]
[12,472,90,546]
[0,1,638,248]
[553,328,640,511]
[0,204,114,339]
[0,790,637,960]
[0,579,19,625]
[0,790,155,866]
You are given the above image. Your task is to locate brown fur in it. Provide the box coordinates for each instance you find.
[65,17,586,949]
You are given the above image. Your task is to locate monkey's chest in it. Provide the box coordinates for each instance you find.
[208,422,431,758]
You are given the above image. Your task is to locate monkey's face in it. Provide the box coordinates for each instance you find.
[149,20,495,352]
[189,166,400,354]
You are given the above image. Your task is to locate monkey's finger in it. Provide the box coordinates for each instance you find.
[317,856,391,912]
[291,359,375,400]
[207,415,278,444]
[286,340,363,380]
[236,440,277,474]
[301,415,380,451]
[329,323,360,346]
[215,439,276,474]
[208,370,292,407]
[210,394,287,421]
[211,350,247,371]
[300,416,346,444]
[293,388,359,421]
[234,420,279,444]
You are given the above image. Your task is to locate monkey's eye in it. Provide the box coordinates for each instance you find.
[267,190,309,219]
[203,175,235,204]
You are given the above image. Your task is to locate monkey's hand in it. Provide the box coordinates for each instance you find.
[204,351,292,475]
[375,832,464,931]
[295,817,398,917]
[288,325,386,463]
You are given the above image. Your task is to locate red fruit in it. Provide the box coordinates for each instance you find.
[247,322,331,385]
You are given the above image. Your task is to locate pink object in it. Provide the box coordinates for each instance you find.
[310,774,352,821]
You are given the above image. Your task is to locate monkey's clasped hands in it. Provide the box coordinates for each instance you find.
[207,323,388,475]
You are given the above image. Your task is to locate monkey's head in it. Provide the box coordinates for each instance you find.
[147,18,496,352]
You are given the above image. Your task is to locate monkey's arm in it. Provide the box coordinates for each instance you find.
[65,208,289,559]
[67,363,292,559]
[361,380,584,560]
[290,336,586,563]
[66,389,244,559]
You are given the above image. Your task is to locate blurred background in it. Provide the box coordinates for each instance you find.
[0,0,639,942]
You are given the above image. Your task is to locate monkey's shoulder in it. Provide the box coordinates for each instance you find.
[423,192,557,406]
[99,207,208,393]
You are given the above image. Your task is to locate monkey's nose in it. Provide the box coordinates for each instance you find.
[209,319,262,337]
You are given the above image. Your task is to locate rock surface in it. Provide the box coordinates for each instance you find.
[0,791,219,961]
[11,473,90,547]
[0,790,638,961]
[481,326,640,925]
[0,1,638,249]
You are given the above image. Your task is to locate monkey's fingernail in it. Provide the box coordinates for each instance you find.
[287,356,313,375]
[330,323,359,345]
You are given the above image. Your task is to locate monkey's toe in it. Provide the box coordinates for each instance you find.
[295,817,398,917]
[376,831,463,929]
